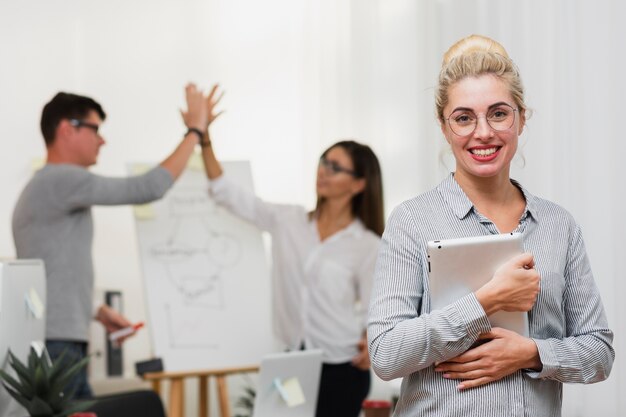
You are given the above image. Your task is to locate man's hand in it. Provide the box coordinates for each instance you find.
[434,327,541,390]
[95,304,135,344]
[180,83,209,131]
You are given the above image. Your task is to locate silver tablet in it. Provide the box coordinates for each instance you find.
[427,232,529,336]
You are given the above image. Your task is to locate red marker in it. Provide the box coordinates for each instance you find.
[108,322,144,341]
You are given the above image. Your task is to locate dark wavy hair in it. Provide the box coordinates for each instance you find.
[312,140,385,236]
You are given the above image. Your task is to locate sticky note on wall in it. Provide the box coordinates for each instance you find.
[133,204,155,220]
[25,287,44,319]
[187,152,204,171]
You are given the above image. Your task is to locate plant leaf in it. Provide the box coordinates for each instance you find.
[33,363,50,397]
[48,348,70,382]
[46,348,73,407]
[6,350,35,391]
[2,383,32,410]
[235,386,256,413]
[28,347,38,374]
[52,355,90,395]
[44,386,69,412]
[28,396,54,416]
[46,368,75,410]
[40,347,52,379]
[0,371,32,399]
[1,347,94,416]
[48,372,71,397]
[52,399,96,417]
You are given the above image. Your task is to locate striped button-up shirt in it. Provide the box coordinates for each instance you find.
[368,174,614,417]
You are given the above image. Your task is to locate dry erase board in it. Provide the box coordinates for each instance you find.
[130,156,274,371]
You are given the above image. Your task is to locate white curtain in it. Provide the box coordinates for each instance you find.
[336,1,625,415]
[1,1,623,415]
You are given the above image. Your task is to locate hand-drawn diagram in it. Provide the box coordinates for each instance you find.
[131,159,274,370]
[149,188,241,305]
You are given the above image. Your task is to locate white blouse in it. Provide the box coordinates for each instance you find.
[210,175,380,363]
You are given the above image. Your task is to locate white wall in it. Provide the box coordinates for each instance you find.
[1,1,624,416]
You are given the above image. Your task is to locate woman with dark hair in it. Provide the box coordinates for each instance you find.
[198,88,384,417]
[314,140,385,236]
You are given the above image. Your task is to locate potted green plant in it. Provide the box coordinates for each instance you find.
[0,347,95,417]
[234,385,256,417]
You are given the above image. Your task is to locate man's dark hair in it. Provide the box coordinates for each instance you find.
[40,92,106,146]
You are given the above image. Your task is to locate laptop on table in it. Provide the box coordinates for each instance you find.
[252,349,323,417]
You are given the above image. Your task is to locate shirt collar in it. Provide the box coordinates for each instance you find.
[311,217,367,243]
[346,218,367,236]
[437,173,540,222]
[437,173,474,219]
[511,178,540,222]
[331,218,367,239]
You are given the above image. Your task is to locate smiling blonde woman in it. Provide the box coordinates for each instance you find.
[367,35,614,417]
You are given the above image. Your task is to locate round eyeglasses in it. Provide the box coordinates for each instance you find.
[445,103,518,137]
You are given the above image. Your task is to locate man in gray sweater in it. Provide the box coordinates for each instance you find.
[12,85,217,399]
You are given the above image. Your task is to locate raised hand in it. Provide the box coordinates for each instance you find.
[206,84,225,127]
[180,83,209,131]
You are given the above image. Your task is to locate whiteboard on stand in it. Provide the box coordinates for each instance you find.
[130,155,274,371]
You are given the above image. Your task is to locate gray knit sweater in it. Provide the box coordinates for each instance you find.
[12,163,174,341]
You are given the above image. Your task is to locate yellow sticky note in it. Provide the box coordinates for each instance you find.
[131,163,152,175]
[187,151,203,171]
[26,287,45,319]
[133,204,155,220]
[282,377,305,407]
[31,158,45,172]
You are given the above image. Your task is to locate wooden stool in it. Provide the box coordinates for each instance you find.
[143,365,259,417]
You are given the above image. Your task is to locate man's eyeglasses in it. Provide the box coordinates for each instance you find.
[69,119,100,134]
[319,156,358,177]
[445,103,518,137]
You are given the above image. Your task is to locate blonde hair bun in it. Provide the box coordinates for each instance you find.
[443,34,509,65]
[435,34,525,123]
